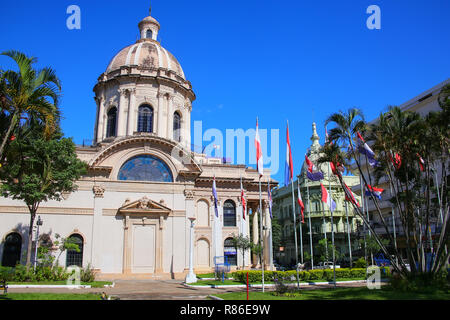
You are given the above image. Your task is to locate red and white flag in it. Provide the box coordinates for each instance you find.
[255,118,264,177]
[297,183,305,224]
[240,177,246,220]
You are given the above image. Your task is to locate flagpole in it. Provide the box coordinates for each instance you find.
[321,201,328,260]
[299,185,304,265]
[327,157,336,289]
[268,179,273,271]
[306,182,314,269]
[258,175,264,293]
[290,179,300,289]
[360,173,367,264]
[344,200,353,269]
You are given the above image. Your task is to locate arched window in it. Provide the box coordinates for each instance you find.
[66,234,83,268]
[138,105,154,133]
[146,29,153,39]
[224,238,237,266]
[1,233,22,267]
[106,107,117,138]
[173,112,181,142]
[118,155,173,182]
[223,200,236,227]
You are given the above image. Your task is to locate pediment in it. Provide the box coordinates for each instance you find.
[118,196,171,215]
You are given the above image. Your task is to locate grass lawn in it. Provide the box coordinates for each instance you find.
[6,281,113,288]
[0,293,102,300]
[213,287,450,300]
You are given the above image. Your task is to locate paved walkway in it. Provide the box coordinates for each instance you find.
[7,280,243,300]
[7,280,377,300]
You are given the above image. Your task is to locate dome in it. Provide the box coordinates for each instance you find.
[106,41,186,79]
[105,10,186,80]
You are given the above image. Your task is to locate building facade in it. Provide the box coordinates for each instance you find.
[0,9,275,280]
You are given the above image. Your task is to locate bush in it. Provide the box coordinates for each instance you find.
[354,258,367,268]
[80,264,96,283]
[308,269,324,280]
[232,267,372,284]
[0,266,14,282]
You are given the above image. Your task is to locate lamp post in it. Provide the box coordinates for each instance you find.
[185,217,197,284]
[33,216,43,270]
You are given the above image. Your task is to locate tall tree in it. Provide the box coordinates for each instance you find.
[0,118,87,267]
[321,99,449,282]
[0,50,61,161]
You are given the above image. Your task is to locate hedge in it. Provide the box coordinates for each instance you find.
[231,267,390,284]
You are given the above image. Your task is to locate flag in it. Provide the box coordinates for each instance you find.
[212,176,219,217]
[255,118,264,177]
[285,123,294,186]
[305,155,324,181]
[344,183,360,207]
[268,182,273,220]
[297,183,305,224]
[365,184,384,200]
[321,183,336,213]
[330,161,338,175]
[356,132,379,167]
[418,154,425,172]
[240,177,246,220]
[390,152,402,170]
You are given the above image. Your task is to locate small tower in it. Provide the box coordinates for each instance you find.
[138,5,160,41]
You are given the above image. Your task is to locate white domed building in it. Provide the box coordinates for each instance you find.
[0,9,275,280]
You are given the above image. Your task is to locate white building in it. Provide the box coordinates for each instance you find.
[0,9,275,280]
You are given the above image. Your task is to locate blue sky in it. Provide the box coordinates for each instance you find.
[1,0,449,185]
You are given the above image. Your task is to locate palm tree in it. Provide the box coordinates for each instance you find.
[322,108,407,276]
[0,50,61,160]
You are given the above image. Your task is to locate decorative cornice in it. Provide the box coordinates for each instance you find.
[93,185,106,198]
[184,190,195,200]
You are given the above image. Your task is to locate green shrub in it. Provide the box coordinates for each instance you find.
[354,258,367,268]
[350,268,366,278]
[335,268,350,279]
[0,266,14,282]
[308,269,324,280]
[323,269,334,281]
[80,264,96,283]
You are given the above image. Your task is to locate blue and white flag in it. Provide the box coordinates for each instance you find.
[305,155,324,181]
[357,132,379,167]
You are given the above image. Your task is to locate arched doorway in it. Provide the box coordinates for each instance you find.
[66,234,84,267]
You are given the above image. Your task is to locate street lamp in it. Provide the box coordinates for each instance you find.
[185,217,197,284]
[33,216,43,270]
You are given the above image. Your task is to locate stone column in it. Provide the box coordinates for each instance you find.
[166,95,174,139]
[157,92,166,137]
[252,205,259,267]
[91,185,105,271]
[127,88,136,136]
[263,200,273,270]
[117,89,127,137]
[184,104,191,149]
[185,217,197,283]
[95,97,105,143]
